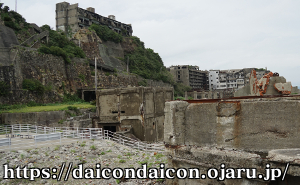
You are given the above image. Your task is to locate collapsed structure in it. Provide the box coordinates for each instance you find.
[95,87,173,142]
[234,70,297,97]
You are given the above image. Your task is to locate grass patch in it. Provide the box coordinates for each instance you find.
[1,103,95,113]
[119,159,126,163]
[90,145,96,150]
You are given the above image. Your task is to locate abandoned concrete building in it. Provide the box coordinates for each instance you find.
[168,65,209,90]
[164,96,300,185]
[209,68,270,91]
[56,2,133,36]
[95,87,173,142]
[234,69,299,97]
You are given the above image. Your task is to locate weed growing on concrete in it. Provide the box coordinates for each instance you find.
[90,145,96,150]
[20,154,24,160]
[100,152,105,155]
[155,153,164,159]
[80,143,86,147]
[116,179,121,184]
[71,149,76,153]
[119,159,126,163]
[106,149,112,152]
[54,145,60,151]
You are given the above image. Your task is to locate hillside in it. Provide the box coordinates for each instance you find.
[0,3,188,105]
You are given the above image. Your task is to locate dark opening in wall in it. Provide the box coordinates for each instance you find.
[83,91,96,102]
[104,126,116,133]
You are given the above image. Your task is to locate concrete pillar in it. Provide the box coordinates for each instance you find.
[194,91,197,100]
[214,91,218,99]
[81,91,84,100]
[185,91,188,100]
[208,91,212,99]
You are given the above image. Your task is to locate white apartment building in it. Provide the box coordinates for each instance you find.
[208,68,267,91]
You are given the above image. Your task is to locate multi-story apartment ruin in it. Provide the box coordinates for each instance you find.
[209,68,270,90]
[168,65,209,90]
[56,2,133,36]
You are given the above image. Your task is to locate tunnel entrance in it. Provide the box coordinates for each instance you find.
[104,126,117,133]
[83,91,96,102]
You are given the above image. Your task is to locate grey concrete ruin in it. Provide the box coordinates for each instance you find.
[95,87,173,142]
[164,97,300,184]
[56,2,133,36]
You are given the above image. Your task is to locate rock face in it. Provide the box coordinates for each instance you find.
[73,28,134,71]
[0,25,19,65]
[0,25,19,48]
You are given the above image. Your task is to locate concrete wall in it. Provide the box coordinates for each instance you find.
[1,109,93,127]
[164,97,300,185]
[96,86,173,141]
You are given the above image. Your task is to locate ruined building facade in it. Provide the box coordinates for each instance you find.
[209,68,270,91]
[95,87,173,142]
[56,2,133,36]
[168,65,209,90]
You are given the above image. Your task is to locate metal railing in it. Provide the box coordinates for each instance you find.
[0,124,164,152]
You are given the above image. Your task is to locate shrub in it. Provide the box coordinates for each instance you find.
[22,79,45,95]
[125,36,174,84]
[38,24,85,63]
[138,79,147,87]
[89,24,123,43]
[0,81,10,96]
[63,93,84,103]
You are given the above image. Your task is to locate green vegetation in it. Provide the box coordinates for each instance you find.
[80,142,86,147]
[255,68,265,71]
[155,153,164,159]
[90,145,96,150]
[89,24,123,43]
[125,36,173,84]
[62,93,85,103]
[174,96,185,100]
[138,79,148,87]
[0,81,10,96]
[22,79,47,95]
[38,25,85,63]
[174,82,192,97]
[58,119,64,124]
[0,102,94,114]
[119,159,126,163]
[0,3,30,34]
[78,74,85,82]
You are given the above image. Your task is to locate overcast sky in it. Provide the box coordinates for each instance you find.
[2,0,300,86]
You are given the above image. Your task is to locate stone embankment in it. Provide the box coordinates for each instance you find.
[0,139,167,185]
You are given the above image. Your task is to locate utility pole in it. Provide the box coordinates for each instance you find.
[15,0,17,12]
[95,58,97,91]
[127,56,129,73]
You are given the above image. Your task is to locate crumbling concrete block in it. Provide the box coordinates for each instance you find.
[274,82,292,95]
[164,101,189,146]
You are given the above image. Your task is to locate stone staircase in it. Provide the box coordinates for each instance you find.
[20,24,49,48]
